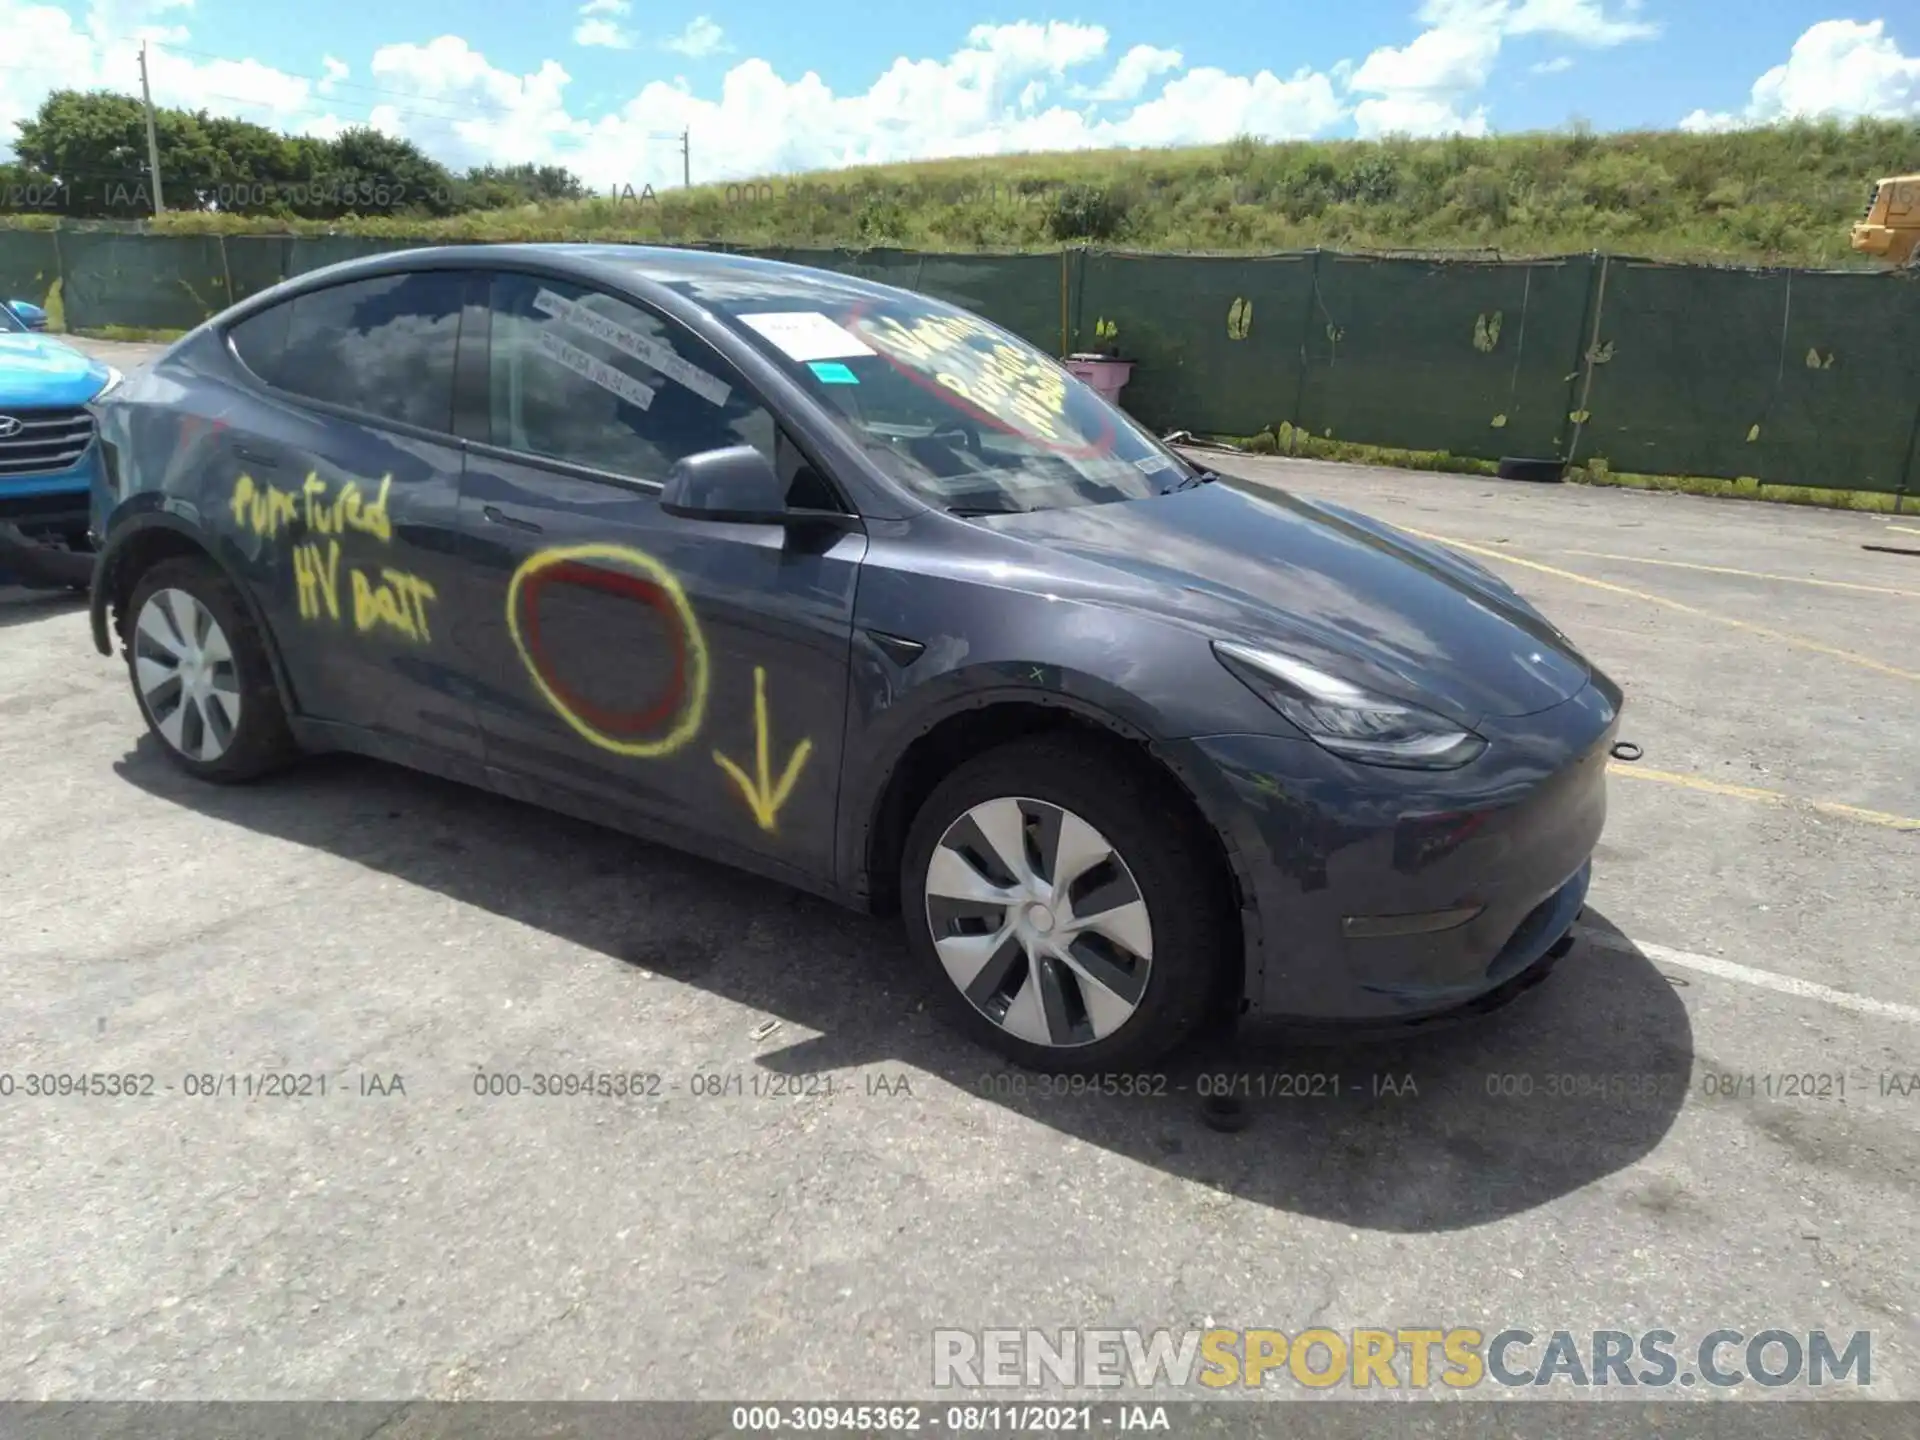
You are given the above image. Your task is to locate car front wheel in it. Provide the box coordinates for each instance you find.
[123,556,298,782]
[901,735,1232,1072]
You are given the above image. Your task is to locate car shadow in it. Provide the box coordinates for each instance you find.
[115,741,1694,1234]
[0,587,89,629]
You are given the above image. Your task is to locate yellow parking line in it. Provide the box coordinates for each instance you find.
[1406,529,1920,685]
[1609,764,1920,833]
[1561,549,1920,600]
[1887,523,1920,537]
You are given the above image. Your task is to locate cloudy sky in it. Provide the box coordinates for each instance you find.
[1,0,1916,190]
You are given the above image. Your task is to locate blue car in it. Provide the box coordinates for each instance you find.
[7,299,49,330]
[0,297,123,584]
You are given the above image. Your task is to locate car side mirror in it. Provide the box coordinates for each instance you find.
[7,299,48,331]
[660,444,855,527]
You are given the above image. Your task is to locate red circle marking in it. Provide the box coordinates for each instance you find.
[519,559,687,737]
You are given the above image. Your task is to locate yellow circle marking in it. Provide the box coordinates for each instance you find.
[505,542,709,758]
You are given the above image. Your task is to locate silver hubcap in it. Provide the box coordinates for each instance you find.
[923,797,1154,1049]
[133,588,242,762]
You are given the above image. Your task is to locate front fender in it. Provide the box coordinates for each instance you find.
[88,505,300,720]
[834,653,1165,901]
[90,500,196,654]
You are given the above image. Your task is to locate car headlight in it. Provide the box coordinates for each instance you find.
[1212,640,1487,770]
[92,366,125,401]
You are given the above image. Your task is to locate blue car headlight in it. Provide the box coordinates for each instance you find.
[1213,640,1487,770]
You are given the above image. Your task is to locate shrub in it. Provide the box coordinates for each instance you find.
[1046,183,1128,241]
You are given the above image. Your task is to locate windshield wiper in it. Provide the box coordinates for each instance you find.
[1163,468,1218,493]
[946,502,1030,517]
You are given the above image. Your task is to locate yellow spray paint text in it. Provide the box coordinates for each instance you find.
[302,472,393,543]
[293,538,342,622]
[231,472,301,540]
[352,567,437,643]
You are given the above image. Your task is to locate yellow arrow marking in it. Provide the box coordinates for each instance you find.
[713,666,813,833]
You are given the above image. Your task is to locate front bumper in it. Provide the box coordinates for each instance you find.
[0,447,103,586]
[1164,676,1620,1024]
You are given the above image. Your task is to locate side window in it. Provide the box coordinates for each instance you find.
[230,271,466,434]
[486,272,775,482]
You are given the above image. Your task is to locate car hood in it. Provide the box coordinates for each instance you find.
[0,333,112,407]
[978,479,1592,724]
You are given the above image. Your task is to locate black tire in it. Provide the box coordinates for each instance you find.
[900,735,1233,1072]
[1496,457,1566,484]
[122,555,299,783]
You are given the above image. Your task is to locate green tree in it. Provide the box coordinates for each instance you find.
[190,113,308,212]
[13,90,154,216]
[458,162,589,210]
[308,127,460,218]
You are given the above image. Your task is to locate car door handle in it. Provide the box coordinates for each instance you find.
[234,447,279,470]
[482,505,543,534]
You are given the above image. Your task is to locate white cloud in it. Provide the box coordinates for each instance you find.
[1505,0,1658,46]
[1113,66,1346,146]
[0,0,376,155]
[84,0,191,45]
[1344,0,1655,136]
[350,36,577,167]
[507,22,1345,187]
[574,19,633,49]
[662,16,730,58]
[1530,56,1573,74]
[1347,0,1502,136]
[573,0,634,50]
[1074,43,1184,102]
[1679,19,1920,131]
[1676,107,1737,133]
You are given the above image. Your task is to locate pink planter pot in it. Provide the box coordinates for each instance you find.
[1064,353,1134,407]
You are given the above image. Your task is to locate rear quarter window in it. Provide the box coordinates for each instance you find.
[227,303,291,383]
[225,271,468,434]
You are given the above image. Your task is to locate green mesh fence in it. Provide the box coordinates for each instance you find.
[57,229,231,331]
[222,235,293,302]
[1077,250,1316,440]
[0,229,61,308]
[284,234,426,277]
[12,223,1920,495]
[1575,261,1920,494]
[1290,253,1596,462]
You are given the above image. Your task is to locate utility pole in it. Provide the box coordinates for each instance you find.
[138,41,166,214]
[681,128,690,189]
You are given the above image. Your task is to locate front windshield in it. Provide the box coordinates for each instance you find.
[0,303,24,334]
[706,287,1199,514]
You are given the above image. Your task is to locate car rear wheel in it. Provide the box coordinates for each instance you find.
[123,556,297,782]
[901,736,1231,1072]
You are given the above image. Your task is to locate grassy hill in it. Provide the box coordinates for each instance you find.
[25,116,1904,268]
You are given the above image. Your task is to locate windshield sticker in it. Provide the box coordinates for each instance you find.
[808,361,860,384]
[534,289,730,407]
[852,309,1071,445]
[537,329,657,411]
[1134,453,1178,474]
[739,311,878,362]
